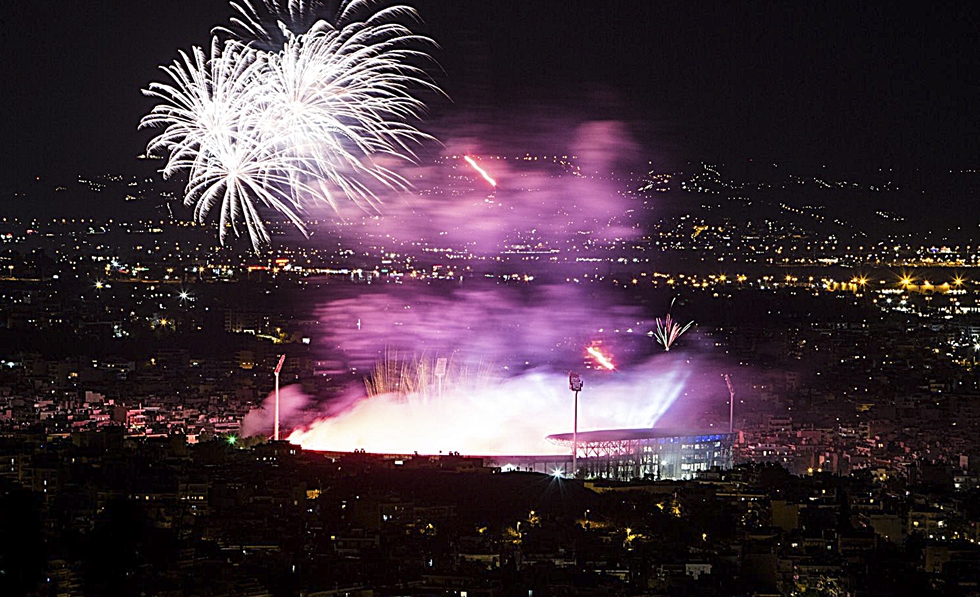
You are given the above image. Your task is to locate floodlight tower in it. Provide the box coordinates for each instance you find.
[274,354,286,441]
[569,372,584,476]
[435,357,448,398]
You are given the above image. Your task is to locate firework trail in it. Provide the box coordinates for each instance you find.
[141,0,439,251]
[652,299,694,352]
[463,155,497,187]
[586,345,615,370]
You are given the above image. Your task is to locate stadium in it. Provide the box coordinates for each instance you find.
[483,428,735,481]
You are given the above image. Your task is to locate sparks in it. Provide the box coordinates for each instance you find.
[586,345,615,370]
[287,356,691,455]
[141,0,440,252]
[463,155,497,187]
[652,313,694,352]
[363,351,496,401]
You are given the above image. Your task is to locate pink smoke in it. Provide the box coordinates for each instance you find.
[288,356,691,455]
[242,384,311,438]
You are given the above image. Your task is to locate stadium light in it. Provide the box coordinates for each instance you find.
[274,354,286,441]
[569,372,584,477]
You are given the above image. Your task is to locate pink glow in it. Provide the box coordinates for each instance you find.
[463,155,497,187]
[586,345,615,370]
[287,358,690,455]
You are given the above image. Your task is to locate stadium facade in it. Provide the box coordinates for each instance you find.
[545,428,735,481]
[480,429,734,481]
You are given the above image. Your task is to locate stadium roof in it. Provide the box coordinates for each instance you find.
[547,428,733,443]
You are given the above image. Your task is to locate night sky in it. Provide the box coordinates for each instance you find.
[3,1,979,188]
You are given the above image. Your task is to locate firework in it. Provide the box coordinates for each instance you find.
[463,155,497,187]
[216,0,322,48]
[141,0,439,251]
[364,350,497,402]
[288,357,693,455]
[652,313,694,352]
[586,345,615,370]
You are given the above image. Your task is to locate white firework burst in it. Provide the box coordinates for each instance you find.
[140,0,439,252]
[217,0,322,50]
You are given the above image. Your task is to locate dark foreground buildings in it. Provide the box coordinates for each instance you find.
[3,431,980,597]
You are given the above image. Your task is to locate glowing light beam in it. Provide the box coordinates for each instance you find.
[586,345,615,370]
[464,155,497,187]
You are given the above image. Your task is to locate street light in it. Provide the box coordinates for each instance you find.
[725,374,735,433]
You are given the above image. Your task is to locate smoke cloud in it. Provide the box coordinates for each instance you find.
[289,356,691,455]
[305,119,646,253]
[286,283,730,454]
[310,283,657,371]
[242,384,311,438]
[285,112,732,454]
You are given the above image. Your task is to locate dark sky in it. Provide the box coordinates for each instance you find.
[3,1,979,187]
